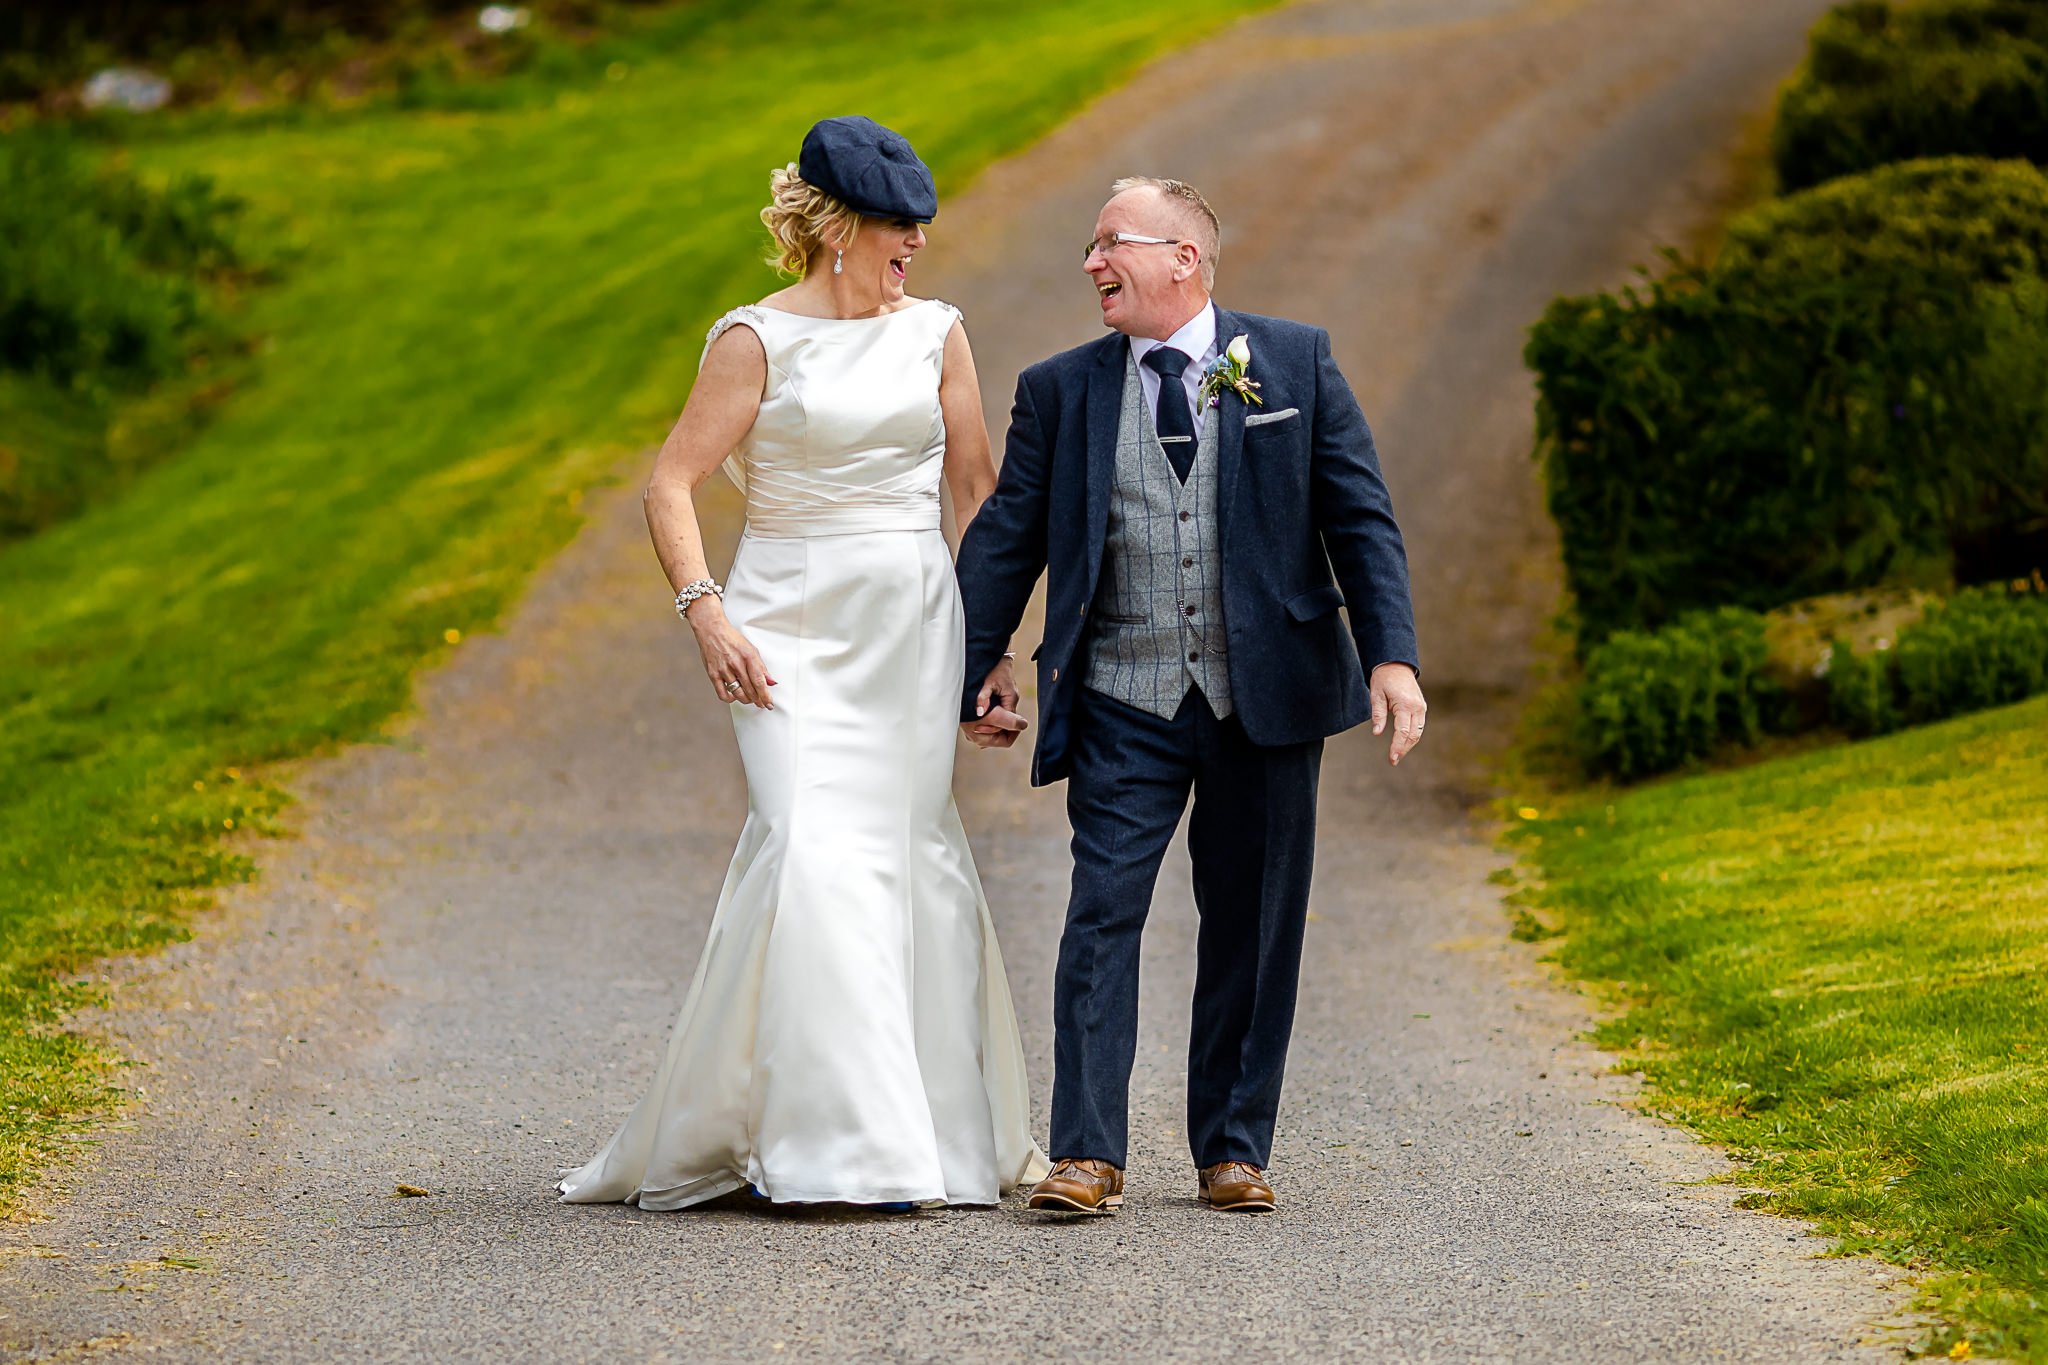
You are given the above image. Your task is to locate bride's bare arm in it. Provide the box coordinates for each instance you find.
[939,318,997,534]
[938,317,1025,748]
[645,324,779,710]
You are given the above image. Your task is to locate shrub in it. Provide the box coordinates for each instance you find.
[1773,0,2048,193]
[2,2,469,100]
[0,132,239,391]
[1719,154,2048,283]
[1528,158,2048,648]
[1575,607,1792,779]
[0,131,243,540]
[1823,634,1900,734]
[0,0,651,104]
[1829,580,2048,732]
[1574,586,2047,777]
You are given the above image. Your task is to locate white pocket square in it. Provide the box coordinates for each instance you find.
[1243,407,1299,428]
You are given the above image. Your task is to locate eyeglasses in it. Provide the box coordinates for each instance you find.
[1081,231,1185,262]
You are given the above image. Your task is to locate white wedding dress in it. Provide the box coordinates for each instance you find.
[557,298,1049,1209]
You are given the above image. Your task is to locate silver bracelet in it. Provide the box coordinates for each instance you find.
[674,578,723,620]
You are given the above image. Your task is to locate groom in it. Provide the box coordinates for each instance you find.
[957,177,1425,1215]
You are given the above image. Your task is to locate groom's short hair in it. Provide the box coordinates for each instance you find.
[1109,176,1220,288]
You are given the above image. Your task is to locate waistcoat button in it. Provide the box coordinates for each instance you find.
[1178,511,1191,522]
[1189,651,1200,662]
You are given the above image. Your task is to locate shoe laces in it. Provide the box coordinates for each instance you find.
[1050,1158,1112,1180]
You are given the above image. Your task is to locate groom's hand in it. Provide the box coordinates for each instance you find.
[973,656,1021,719]
[963,658,1028,750]
[1371,662,1427,766]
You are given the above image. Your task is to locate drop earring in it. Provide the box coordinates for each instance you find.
[833,248,843,275]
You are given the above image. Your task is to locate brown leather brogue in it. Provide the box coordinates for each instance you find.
[1198,1161,1276,1212]
[1026,1158,1124,1214]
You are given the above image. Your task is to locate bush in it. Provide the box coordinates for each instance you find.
[1719,154,2048,283]
[1575,585,2048,777]
[2,2,470,101]
[1575,607,1792,778]
[1829,580,2048,732]
[1773,0,2048,193]
[1528,158,2048,648]
[0,0,652,104]
[0,133,238,390]
[0,131,243,540]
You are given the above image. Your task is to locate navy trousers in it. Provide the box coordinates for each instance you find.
[1052,685,1323,1170]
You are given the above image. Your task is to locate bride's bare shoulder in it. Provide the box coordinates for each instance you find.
[755,285,807,313]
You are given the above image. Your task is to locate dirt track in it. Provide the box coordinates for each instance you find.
[4,0,1919,1360]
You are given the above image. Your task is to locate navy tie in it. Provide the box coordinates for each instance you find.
[1142,346,1196,482]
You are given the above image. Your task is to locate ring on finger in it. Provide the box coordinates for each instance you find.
[725,680,742,694]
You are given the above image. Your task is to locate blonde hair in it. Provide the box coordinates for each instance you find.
[761,164,864,277]
[1109,175,1220,287]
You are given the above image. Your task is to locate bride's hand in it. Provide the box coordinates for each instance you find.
[963,704,1028,750]
[686,597,777,708]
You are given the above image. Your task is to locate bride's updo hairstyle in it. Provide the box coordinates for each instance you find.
[761,118,938,276]
[761,164,862,278]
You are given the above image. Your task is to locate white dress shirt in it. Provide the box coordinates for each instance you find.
[1128,303,1218,436]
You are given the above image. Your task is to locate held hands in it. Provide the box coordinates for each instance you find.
[1371,662,1426,766]
[959,657,1419,758]
[962,656,1030,750]
[686,596,778,708]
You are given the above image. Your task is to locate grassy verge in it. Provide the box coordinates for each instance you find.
[0,0,1279,1214]
[1505,696,2048,1360]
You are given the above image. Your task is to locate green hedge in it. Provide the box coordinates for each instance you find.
[0,132,243,540]
[5,1,484,102]
[1527,158,2048,648]
[1573,584,2048,777]
[0,0,673,104]
[1575,607,1792,779]
[0,133,238,389]
[7,0,474,58]
[1717,152,2048,282]
[1773,0,2048,193]
[1829,581,2048,733]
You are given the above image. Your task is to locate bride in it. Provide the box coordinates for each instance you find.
[557,117,1049,1210]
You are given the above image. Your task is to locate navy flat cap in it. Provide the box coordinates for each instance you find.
[798,116,938,223]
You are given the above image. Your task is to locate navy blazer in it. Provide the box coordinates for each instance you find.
[956,306,1419,786]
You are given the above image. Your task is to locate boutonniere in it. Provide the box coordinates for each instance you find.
[1198,334,1262,409]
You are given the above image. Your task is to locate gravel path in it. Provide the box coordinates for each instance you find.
[4,0,1918,1359]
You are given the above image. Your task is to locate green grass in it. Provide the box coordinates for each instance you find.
[1507,696,2048,1360]
[0,0,1279,1213]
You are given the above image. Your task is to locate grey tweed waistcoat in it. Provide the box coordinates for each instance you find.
[1081,350,1233,720]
